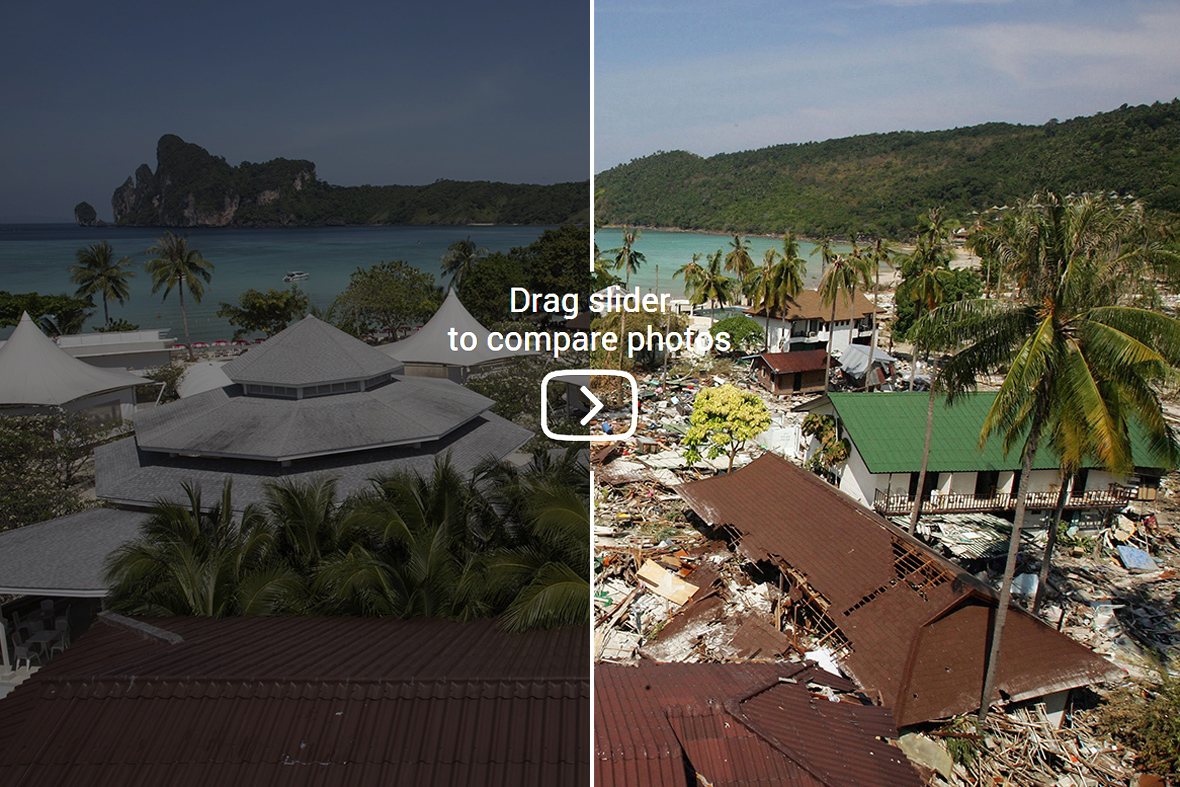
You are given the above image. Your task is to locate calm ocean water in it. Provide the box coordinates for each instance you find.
[0,224,557,342]
[593,228,848,297]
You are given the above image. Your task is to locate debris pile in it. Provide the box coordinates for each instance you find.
[927,705,1138,787]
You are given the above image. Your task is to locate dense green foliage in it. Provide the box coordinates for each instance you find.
[103,453,590,631]
[216,286,309,339]
[597,101,1180,237]
[0,291,94,334]
[709,314,762,353]
[894,268,981,340]
[456,225,592,324]
[0,413,109,532]
[683,384,771,472]
[135,362,185,404]
[336,260,439,337]
[113,134,589,227]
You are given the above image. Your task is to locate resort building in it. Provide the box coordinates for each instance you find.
[675,453,1123,727]
[745,288,879,355]
[54,327,175,370]
[95,314,531,512]
[0,312,146,422]
[751,350,836,395]
[798,392,1166,524]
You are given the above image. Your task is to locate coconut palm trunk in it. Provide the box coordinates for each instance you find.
[979,398,1047,723]
[908,366,938,534]
[1032,474,1072,614]
[823,299,837,395]
[867,266,880,389]
[178,285,193,360]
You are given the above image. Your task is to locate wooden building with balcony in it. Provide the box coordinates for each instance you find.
[798,392,1169,527]
[746,289,879,355]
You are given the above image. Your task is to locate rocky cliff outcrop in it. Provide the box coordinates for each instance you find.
[103,134,588,227]
[110,135,315,227]
[73,201,105,227]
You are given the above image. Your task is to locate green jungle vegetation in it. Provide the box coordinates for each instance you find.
[596,100,1180,237]
[110,134,589,227]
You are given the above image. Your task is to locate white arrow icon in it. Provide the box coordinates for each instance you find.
[579,386,604,426]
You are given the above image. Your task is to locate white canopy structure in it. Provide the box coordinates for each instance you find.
[0,313,146,419]
[176,361,233,398]
[378,290,536,379]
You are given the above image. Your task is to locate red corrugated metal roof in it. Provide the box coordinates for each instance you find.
[0,617,589,787]
[595,661,921,787]
[674,453,1123,726]
[754,351,837,375]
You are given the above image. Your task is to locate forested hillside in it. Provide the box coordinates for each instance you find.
[596,100,1180,237]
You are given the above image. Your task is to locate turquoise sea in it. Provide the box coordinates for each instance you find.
[0,224,558,342]
[593,228,851,297]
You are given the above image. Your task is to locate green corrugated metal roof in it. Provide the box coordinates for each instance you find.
[827,391,1172,475]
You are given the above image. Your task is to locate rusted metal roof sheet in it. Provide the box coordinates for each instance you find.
[675,453,1123,727]
[754,350,836,375]
[0,617,589,787]
[596,661,921,787]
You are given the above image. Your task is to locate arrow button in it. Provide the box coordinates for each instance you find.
[579,386,604,426]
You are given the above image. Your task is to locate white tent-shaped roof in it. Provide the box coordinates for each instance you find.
[0,313,147,410]
[378,290,536,367]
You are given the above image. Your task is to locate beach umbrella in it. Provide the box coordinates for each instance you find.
[213,340,230,347]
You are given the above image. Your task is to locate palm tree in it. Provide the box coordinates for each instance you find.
[439,236,488,289]
[817,250,870,395]
[103,482,301,617]
[609,227,645,286]
[146,232,214,359]
[724,235,755,303]
[897,214,953,389]
[864,238,893,388]
[69,241,136,328]
[674,252,706,296]
[749,233,807,350]
[479,446,590,631]
[923,190,1180,723]
[693,250,733,323]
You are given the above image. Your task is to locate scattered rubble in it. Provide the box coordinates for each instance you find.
[594,358,1180,784]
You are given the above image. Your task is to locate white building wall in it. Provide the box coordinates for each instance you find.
[838,445,876,508]
[947,472,976,496]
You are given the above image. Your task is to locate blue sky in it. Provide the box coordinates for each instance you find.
[1,0,589,222]
[595,0,1180,172]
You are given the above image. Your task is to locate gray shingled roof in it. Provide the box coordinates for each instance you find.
[134,376,492,461]
[0,508,148,596]
[222,316,403,387]
[95,413,532,511]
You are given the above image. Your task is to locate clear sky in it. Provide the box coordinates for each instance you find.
[1,0,590,223]
[595,0,1180,173]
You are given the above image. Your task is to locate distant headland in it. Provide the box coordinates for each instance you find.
[75,134,589,228]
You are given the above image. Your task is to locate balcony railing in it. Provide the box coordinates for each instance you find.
[872,485,1136,517]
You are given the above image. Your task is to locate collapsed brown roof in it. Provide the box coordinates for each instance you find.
[0,616,589,787]
[754,350,837,374]
[675,453,1122,727]
[596,661,922,787]
[746,288,879,321]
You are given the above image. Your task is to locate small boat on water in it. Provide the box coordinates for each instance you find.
[283,271,309,282]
